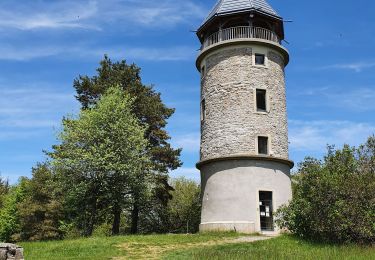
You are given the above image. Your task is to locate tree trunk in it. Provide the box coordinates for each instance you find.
[85,204,96,236]
[130,201,139,234]
[112,206,121,235]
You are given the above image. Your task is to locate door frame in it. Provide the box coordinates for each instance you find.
[256,189,275,232]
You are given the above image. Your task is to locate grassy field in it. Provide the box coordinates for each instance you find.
[164,235,375,260]
[20,233,374,260]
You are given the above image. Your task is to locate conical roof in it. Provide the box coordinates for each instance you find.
[203,0,281,26]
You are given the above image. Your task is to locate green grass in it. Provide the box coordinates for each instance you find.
[164,235,375,260]
[19,232,240,260]
[19,233,374,260]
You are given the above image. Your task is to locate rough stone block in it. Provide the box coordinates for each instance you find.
[0,244,24,260]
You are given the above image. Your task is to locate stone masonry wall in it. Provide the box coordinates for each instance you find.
[199,45,289,161]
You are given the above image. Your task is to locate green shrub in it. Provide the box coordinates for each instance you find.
[92,223,112,237]
[58,221,81,239]
[276,136,375,244]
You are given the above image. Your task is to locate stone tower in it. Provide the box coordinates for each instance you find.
[196,0,293,234]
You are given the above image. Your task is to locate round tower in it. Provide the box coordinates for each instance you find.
[196,0,293,234]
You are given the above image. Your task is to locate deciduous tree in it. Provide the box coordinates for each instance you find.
[50,87,150,235]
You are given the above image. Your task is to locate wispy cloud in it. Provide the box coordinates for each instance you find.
[0,0,205,31]
[294,86,375,112]
[172,133,200,153]
[0,87,74,115]
[0,119,60,128]
[319,62,375,72]
[0,0,203,62]
[0,130,45,141]
[111,0,206,28]
[0,44,197,62]
[0,45,64,61]
[289,120,375,153]
[0,85,78,140]
[113,46,196,61]
[0,0,99,30]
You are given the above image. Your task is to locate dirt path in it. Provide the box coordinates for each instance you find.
[114,235,274,260]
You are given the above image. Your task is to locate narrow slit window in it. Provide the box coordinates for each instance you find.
[258,136,269,155]
[255,54,265,65]
[201,99,206,122]
[256,89,267,112]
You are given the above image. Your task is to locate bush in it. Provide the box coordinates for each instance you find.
[58,221,81,239]
[92,223,112,237]
[276,136,375,244]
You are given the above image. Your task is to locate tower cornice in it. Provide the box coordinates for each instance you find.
[196,154,294,170]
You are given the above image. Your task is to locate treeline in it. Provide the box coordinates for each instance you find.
[0,56,201,242]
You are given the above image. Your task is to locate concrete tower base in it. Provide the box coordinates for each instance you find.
[198,156,293,234]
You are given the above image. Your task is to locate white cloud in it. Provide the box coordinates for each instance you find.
[0,0,205,31]
[109,46,196,61]
[289,120,375,153]
[0,44,197,62]
[172,133,200,153]
[110,0,206,27]
[0,87,75,115]
[0,0,99,30]
[0,45,64,61]
[320,62,375,72]
[0,85,78,140]
[336,88,375,112]
[0,130,45,141]
[295,86,375,112]
[0,0,203,62]
[0,119,60,128]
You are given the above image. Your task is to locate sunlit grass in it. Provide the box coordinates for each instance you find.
[20,233,374,260]
[20,232,240,260]
[164,235,375,260]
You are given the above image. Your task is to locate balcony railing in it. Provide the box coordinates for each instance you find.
[202,26,280,50]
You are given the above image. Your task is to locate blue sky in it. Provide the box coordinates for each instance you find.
[0,0,374,183]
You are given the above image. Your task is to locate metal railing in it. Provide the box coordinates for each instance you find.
[202,26,280,50]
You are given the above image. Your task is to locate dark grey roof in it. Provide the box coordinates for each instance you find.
[203,0,280,24]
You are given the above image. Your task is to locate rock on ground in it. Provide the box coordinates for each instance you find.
[0,244,24,260]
